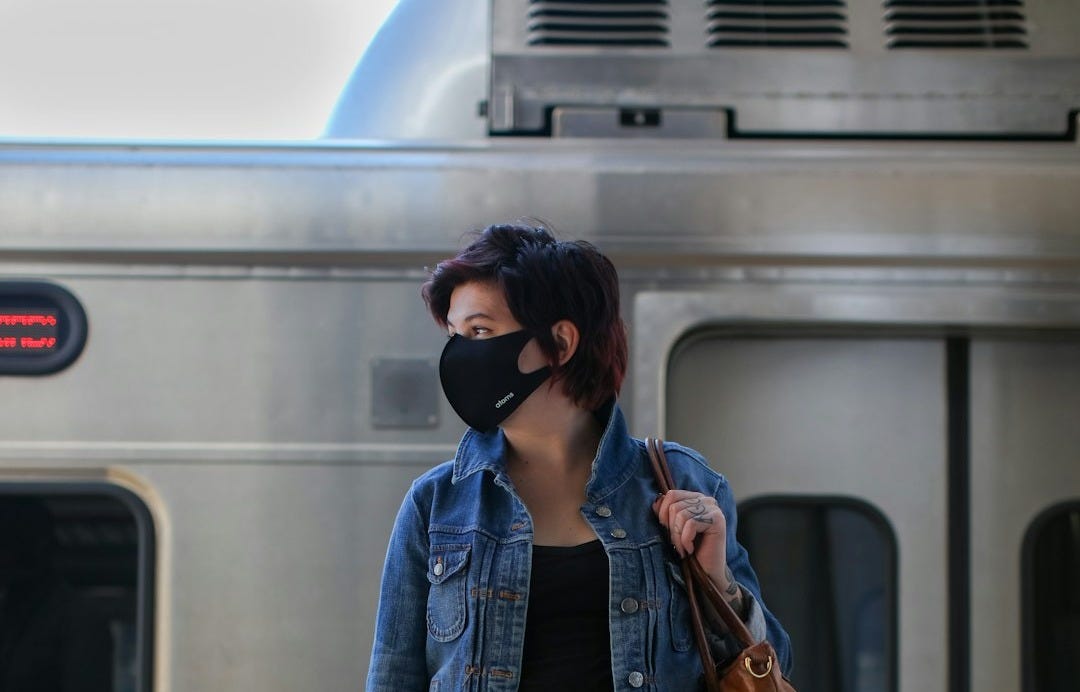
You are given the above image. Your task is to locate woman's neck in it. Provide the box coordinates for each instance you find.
[502,402,603,475]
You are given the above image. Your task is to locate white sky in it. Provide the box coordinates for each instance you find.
[0,0,399,140]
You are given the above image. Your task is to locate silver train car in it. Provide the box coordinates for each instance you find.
[2,1,1079,690]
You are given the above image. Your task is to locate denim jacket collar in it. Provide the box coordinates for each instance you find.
[450,399,639,502]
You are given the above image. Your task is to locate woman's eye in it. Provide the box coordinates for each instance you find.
[446,326,490,339]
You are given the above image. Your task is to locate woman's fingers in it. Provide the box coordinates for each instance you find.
[651,490,724,557]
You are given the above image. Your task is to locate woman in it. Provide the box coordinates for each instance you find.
[367,222,791,691]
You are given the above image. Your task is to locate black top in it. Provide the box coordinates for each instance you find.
[519,539,614,691]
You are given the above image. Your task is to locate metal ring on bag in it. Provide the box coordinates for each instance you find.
[744,655,773,679]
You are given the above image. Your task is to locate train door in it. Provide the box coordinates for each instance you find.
[666,332,940,692]
[659,327,1080,692]
[970,337,1080,692]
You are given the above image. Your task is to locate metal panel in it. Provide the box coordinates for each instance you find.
[631,286,1080,440]
[1,132,1079,691]
[632,288,1080,692]
[0,270,460,690]
[2,141,1080,263]
[130,462,422,691]
[491,0,1080,135]
[665,333,946,692]
[371,358,440,429]
[969,337,1080,691]
[0,276,452,447]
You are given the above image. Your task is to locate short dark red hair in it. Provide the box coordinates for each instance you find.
[422,222,627,411]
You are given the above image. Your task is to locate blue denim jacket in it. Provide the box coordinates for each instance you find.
[367,403,792,691]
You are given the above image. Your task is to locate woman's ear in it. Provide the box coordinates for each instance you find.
[551,320,580,366]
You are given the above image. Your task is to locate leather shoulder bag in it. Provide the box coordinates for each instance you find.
[646,437,796,692]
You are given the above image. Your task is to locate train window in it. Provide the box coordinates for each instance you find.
[737,496,897,692]
[0,485,154,692]
[1022,501,1080,692]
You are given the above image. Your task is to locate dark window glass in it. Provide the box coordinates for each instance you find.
[738,497,897,692]
[1023,502,1080,692]
[0,487,153,692]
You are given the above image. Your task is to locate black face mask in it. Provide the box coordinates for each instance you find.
[439,330,552,432]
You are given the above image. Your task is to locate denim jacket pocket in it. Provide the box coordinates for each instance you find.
[665,561,694,652]
[426,543,471,642]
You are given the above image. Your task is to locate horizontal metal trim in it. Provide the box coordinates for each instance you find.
[4,140,1080,255]
[885,0,1020,5]
[886,39,1027,49]
[708,39,849,47]
[710,25,847,33]
[708,0,845,6]
[0,441,458,466]
[708,11,845,20]
[884,11,1025,21]
[885,26,1026,35]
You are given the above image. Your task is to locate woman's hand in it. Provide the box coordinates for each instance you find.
[652,490,744,610]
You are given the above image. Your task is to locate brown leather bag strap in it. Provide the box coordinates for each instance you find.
[646,438,757,648]
[646,438,720,689]
[646,436,676,492]
[686,558,758,646]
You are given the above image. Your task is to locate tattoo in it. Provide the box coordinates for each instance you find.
[721,570,747,613]
[683,497,713,525]
[684,498,706,512]
[724,567,740,598]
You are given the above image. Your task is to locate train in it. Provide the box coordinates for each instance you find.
[1,1,1079,691]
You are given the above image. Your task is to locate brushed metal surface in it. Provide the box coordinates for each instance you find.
[1,128,1079,690]
[635,286,1080,692]
[666,334,947,692]
[969,337,1080,691]
[134,462,420,692]
[371,358,439,429]
[631,287,1080,441]
[492,0,1080,136]
[0,272,461,691]
[2,140,1080,261]
[0,277,451,446]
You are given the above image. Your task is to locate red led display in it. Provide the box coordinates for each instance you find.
[0,311,60,354]
[0,282,86,375]
[0,313,58,327]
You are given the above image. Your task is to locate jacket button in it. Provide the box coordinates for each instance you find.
[628,671,644,688]
[595,506,612,518]
[611,528,627,539]
[433,562,444,576]
[620,598,640,614]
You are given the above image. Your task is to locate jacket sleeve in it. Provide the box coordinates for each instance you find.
[365,485,431,692]
[706,475,794,677]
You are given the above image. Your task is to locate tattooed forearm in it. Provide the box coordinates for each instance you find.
[724,567,739,598]
[724,567,747,616]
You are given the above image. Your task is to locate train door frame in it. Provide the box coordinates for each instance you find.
[630,281,1080,692]
[0,477,157,692]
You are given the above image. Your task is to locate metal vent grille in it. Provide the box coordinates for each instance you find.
[706,0,850,49]
[884,0,1029,49]
[527,0,670,47]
